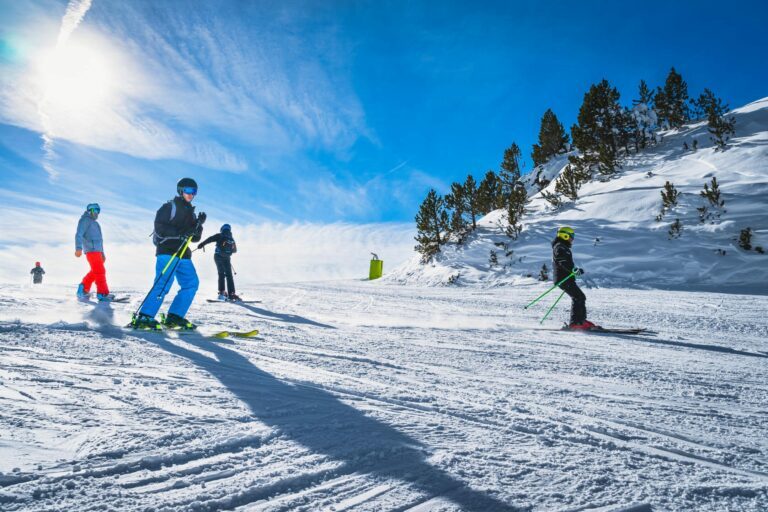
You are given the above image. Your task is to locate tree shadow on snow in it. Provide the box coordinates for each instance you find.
[142,334,519,511]
[231,302,336,329]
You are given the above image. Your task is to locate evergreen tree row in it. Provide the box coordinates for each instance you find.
[414,66,737,261]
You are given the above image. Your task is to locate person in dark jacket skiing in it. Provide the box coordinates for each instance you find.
[552,226,595,330]
[131,178,206,331]
[198,224,241,301]
[30,262,45,284]
[75,203,115,301]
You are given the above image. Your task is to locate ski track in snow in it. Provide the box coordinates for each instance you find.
[0,282,766,511]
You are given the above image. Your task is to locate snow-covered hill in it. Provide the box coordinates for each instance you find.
[1,282,767,511]
[388,98,768,293]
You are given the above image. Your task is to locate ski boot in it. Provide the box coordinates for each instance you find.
[217,291,228,301]
[567,320,598,330]
[77,283,90,299]
[129,313,163,331]
[97,293,116,302]
[162,313,197,331]
[227,293,242,302]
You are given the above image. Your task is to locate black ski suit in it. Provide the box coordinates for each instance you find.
[198,232,237,294]
[30,266,45,284]
[552,238,586,325]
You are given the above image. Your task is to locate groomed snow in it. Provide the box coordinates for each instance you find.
[1,281,766,511]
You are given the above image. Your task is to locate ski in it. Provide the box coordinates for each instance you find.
[209,329,260,339]
[206,299,261,304]
[123,324,259,338]
[563,326,653,335]
[79,296,131,304]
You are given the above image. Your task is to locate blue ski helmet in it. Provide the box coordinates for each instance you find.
[86,203,101,215]
[220,224,231,233]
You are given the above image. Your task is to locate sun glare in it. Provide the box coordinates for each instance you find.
[39,42,113,110]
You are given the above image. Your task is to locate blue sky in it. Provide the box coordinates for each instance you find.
[1,0,767,230]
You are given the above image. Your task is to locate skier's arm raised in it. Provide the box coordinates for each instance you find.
[197,233,219,250]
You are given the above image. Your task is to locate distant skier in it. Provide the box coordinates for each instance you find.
[552,226,595,330]
[198,224,241,301]
[75,203,114,301]
[30,262,45,284]
[131,178,206,331]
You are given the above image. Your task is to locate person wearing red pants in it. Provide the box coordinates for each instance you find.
[75,203,114,302]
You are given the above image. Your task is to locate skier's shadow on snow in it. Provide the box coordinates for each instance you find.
[231,302,336,329]
[145,334,518,511]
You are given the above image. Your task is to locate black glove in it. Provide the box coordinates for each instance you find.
[197,212,207,225]
[197,243,204,250]
[577,268,585,275]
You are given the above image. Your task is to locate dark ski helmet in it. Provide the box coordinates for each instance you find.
[86,203,100,215]
[556,226,575,242]
[177,177,198,196]
[220,224,231,233]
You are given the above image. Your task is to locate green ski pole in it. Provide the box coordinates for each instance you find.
[524,270,577,309]
[540,289,567,324]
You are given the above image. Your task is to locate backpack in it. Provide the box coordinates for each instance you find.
[151,200,180,246]
[217,234,237,255]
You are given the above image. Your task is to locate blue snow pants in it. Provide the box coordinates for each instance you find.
[139,255,199,319]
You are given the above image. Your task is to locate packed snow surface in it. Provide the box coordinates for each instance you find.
[1,281,766,511]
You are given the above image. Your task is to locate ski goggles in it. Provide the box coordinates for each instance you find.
[180,186,197,196]
[86,203,101,214]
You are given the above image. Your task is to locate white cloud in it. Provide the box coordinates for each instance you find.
[0,1,369,174]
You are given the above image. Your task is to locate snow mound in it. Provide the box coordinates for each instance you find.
[386,97,768,293]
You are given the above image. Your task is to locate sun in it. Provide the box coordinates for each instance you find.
[39,41,114,110]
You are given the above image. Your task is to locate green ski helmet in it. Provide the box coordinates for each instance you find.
[556,226,575,242]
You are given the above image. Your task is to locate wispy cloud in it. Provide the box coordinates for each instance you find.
[37,0,93,177]
[1,1,369,176]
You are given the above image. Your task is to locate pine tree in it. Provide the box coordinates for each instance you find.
[571,79,623,175]
[738,227,753,251]
[499,142,522,198]
[554,161,589,200]
[656,181,679,221]
[541,190,562,209]
[654,67,689,129]
[414,189,449,262]
[696,89,736,151]
[539,263,549,281]
[632,80,657,150]
[445,182,469,241]
[489,249,499,267]
[531,109,570,167]
[701,176,724,208]
[463,174,480,230]
[668,218,683,239]
[505,183,527,239]
[477,170,502,214]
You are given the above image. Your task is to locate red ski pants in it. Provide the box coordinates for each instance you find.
[81,251,109,295]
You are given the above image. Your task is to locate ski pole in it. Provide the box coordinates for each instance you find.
[540,289,566,324]
[523,270,577,309]
[133,234,194,318]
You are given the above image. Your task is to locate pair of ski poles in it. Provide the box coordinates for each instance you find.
[132,233,195,322]
[524,269,578,324]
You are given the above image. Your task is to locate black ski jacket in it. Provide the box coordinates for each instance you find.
[154,196,203,259]
[552,238,575,282]
[198,233,237,257]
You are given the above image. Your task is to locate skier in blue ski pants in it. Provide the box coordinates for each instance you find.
[132,177,206,331]
[141,255,199,319]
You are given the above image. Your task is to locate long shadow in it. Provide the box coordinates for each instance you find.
[142,334,519,511]
[587,331,768,359]
[232,302,336,329]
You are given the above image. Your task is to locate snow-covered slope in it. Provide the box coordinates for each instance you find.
[1,282,767,511]
[388,98,768,293]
